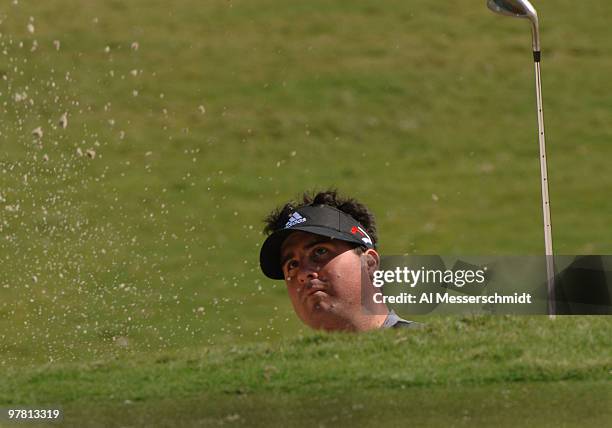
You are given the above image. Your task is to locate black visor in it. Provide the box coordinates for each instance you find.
[259,204,375,280]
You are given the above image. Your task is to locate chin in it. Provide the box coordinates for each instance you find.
[316,320,356,332]
[302,308,354,332]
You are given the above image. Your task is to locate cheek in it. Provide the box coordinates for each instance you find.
[323,255,363,293]
[285,281,302,303]
[285,283,312,320]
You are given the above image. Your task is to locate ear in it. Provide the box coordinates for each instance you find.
[364,249,380,280]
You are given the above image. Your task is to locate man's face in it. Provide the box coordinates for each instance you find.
[280,231,366,331]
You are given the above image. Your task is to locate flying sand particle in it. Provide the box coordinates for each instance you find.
[32,126,43,138]
[59,112,68,129]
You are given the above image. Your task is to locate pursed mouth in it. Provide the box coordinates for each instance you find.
[303,282,328,298]
[306,288,326,297]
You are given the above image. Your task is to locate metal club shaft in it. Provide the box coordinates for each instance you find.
[534,57,556,316]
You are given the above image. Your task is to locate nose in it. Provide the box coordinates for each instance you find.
[295,257,319,285]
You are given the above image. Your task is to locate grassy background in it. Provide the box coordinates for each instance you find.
[2,316,611,427]
[0,0,610,425]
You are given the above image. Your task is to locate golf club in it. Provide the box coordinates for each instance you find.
[487,0,556,316]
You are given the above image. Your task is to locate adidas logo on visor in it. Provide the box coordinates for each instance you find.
[285,212,306,229]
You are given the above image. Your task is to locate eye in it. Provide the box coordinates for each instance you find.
[286,259,299,271]
[313,247,329,257]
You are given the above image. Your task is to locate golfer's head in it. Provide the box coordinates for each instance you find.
[259,190,381,331]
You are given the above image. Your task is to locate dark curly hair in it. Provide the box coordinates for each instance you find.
[263,189,378,248]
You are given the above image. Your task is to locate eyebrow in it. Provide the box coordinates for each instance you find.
[280,236,332,269]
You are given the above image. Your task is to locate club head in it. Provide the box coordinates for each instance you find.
[487,0,540,52]
[487,0,537,19]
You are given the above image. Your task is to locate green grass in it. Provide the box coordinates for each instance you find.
[4,383,610,427]
[1,316,610,426]
[0,0,611,425]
